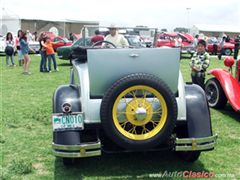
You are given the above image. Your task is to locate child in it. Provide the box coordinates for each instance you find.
[189,39,210,89]
[42,37,59,72]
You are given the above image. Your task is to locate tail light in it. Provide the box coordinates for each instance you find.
[62,102,72,113]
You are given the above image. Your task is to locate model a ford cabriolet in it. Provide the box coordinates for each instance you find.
[52,40,217,166]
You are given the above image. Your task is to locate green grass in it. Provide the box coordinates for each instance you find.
[1,54,240,180]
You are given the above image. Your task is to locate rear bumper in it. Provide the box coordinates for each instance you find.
[52,141,101,158]
[175,134,217,151]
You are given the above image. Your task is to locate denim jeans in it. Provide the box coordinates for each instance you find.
[6,55,14,65]
[40,50,47,72]
[47,54,57,71]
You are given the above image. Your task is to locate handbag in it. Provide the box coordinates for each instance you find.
[5,46,14,56]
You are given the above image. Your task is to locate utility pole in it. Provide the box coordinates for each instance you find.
[186,7,191,33]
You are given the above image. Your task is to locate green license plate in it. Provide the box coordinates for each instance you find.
[52,113,83,130]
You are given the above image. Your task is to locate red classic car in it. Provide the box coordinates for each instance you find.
[206,37,234,56]
[205,57,240,112]
[155,32,195,54]
[52,36,72,51]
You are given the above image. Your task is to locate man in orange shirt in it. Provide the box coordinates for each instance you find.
[42,37,59,72]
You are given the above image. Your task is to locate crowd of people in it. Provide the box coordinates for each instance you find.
[4,26,239,82]
[4,30,59,75]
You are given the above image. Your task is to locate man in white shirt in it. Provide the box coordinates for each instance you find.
[104,25,129,48]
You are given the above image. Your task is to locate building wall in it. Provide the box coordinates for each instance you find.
[199,31,238,39]
[20,19,99,38]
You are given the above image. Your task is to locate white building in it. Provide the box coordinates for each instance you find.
[190,24,240,38]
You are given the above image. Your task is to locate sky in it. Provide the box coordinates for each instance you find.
[1,0,240,31]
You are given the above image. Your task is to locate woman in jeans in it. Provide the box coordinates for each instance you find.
[16,30,24,66]
[39,32,47,72]
[20,31,35,75]
[5,32,15,66]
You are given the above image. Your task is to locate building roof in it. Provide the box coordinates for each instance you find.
[193,24,240,33]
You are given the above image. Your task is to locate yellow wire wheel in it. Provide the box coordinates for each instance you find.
[112,85,168,140]
[100,73,177,150]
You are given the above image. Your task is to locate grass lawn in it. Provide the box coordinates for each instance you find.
[1,54,240,180]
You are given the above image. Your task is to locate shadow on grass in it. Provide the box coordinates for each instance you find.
[58,62,72,67]
[217,104,240,123]
[54,151,209,179]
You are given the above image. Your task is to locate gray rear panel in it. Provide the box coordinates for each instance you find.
[87,48,180,97]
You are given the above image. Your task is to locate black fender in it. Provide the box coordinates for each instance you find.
[52,85,81,145]
[52,85,81,113]
[185,84,212,138]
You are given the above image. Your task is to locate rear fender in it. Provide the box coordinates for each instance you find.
[52,85,81,145]
[185,84,212,138]
[209,69,240,111]
[52,85,81,113]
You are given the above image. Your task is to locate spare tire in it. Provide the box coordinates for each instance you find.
[100,73,177,150]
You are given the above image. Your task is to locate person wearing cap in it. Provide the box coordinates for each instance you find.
[104,25,129,48]
[189,39,210,89]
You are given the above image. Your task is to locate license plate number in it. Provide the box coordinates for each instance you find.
[52,113,83,130]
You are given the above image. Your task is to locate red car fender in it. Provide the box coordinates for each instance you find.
[208,69,240,111]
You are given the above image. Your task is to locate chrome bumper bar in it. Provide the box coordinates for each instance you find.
[175,134,218,151]
[52,141,101,158]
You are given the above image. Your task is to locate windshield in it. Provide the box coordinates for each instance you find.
[73,37,92,46]
[125,36,143,47]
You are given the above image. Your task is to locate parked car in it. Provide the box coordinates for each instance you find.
[52,38,217,166]
[57,37,92,60]
[28,40,40,53]
[0,36,5,53]
[52,36,72,51]
[44,32,56,41]
[57,35,145,62]
[207,38,234,56]
[205,57,240,112]
[156,32,195,55]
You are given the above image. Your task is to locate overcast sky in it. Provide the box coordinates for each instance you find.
[1,0,240,30]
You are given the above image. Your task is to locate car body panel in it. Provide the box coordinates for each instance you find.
[185,84,212,137]
[209,69,240,111]
[87,48,180,97]
[57,37,92,60]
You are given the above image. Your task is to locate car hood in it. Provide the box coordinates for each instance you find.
[178,33,194,42]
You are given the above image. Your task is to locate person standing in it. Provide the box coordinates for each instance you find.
[234,35,240,60]
[218,36,226,60]
[190,39,210,89]
[20,31,35,75]
[15,30,24,66]
[5,32,15,66]
[91,30,104,46]
[39,32,48,72]
[193,34,199,50]
[104,25,129,48]
[212,37,218,55]
[42,37,59,72]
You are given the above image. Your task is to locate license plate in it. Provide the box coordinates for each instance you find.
[52,113,84,130]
